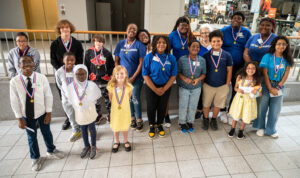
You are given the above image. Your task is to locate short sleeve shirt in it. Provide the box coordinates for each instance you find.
[168,31,189,60]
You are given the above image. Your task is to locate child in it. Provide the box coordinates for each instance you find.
[67,64,101,159]
[202,30,233,130]
[85,34,115,124]
[228,61,261,139]
[107,66,133,153]
[10,55,64,171]
[55,52,81,142]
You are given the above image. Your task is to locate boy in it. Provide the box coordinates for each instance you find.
[202,30,233,130]
[10,55,64,171]
[55,52,81,141]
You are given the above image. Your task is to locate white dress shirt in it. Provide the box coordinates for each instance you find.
[10,72,53,119]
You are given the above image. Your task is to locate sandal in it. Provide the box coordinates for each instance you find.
[112,142,120,153]
[124,142,131,152]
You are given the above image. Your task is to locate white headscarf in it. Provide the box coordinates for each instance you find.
[67,64,101,111]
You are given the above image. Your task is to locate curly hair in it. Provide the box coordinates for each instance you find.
[151,35,171,55]
[236,61,261,86]
[171,16,195,43]
[209,30,224,42]
[231,11,245,22]
[55,19,76,34]
[268,36,294,66]
[260,17,276,33]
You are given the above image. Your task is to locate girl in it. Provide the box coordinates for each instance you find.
[107,66,133,153]
[137,29,151,53]
[177,39,206,133]
[67,64,101,159]
[253,36,294,138]
[228,61,261,139]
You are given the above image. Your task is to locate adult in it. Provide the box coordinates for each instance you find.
[8,32,40,78]
[50,19,84,130]
[114,23,146,132]
[137,29,151,53]
[254,36,294,138]
[219,11,252,124]
[142,35,177,138]
[244,17,277,63]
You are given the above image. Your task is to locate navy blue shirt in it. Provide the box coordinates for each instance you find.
[114,39,146,80]
[199,44,209,57]
[203,49,233,87]
[169,31,189,60]
[220,25,252,66]
[245,33,277,63]
[142,52,177,85]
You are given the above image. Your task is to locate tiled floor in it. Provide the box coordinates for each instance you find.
[0,102,300,178]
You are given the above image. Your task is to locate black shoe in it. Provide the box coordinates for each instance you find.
[165,114,171,123]
[112,142,120,153]
[157,125,165,137]
[80,146,90,158]
[124,142,131,152]
[202,118,209,130]
[228,128,235,137]
[149,125,155,139]
[187,123,194,133]
[130,119,137,130]
[62,119,71,130]
[180,124,188,133]
[210,118,218,130]
[136,120,143,132]
[237,130,245,139]
[90,146,97,159]
[195,111,203,119]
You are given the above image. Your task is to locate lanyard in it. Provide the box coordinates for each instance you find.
[273,53,284,78]
[94,47,103,68]
[115,86,125,109]
[231,26,241,44]
[242,78,253,87]
[61,37,72,52]
[210,49,222,72]
[259,33,272,48]
[125,39,136,54]
[18,47,30,57]
[20,72,36,101]
[64,66,73,85]
[188,55,199,79]
[73,81,88,106]
[177,30,188,49]
[155,54,168,71]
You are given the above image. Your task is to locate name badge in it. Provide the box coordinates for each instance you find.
[100,56,106,61]
[66,73,73,78]
[153,56,160,62]
[116,87,121,93]
[213,51,220,56]
[193,61,200,66]
[239,86,254,94]
[257,39,263,44]
[238,32,244,37]
[270,89,283,97]
[32,83,38,88]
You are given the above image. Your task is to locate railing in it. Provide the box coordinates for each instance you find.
[0,29,299,82]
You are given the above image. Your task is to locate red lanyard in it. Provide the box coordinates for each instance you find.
[273,53,284,78]
[188,55,199,79]
[259,33,272,48]
[210,49,222,72]
[231,26,241,44]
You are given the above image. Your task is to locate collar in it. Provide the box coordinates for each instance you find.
[21,72,34,81]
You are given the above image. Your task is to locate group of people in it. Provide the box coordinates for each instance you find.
[8,11,294,172]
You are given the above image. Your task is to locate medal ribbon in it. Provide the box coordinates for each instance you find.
[177,30,188,48]
[188,55,199,77]
[18,47,30,57]
[273,53,284,76]
[155,54,168,70]
[20,72,36,99]
[73,81,88,104]
[259,33,273,48]
[231,26,241,42]
[94,47,103,66]
[125,39,136,53]
[210,49,223,70]
[242,78,253,87]
[115,86,125,107]
[64,66,73,85]
[61,37,72,52]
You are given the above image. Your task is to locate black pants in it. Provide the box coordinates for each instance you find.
[145,84,171,125]
[95,85,111,116]
[80,122,96,147]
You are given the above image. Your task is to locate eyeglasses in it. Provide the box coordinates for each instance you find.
[16,40,28,43]
[200,32,209,35]
[276,43,288,47]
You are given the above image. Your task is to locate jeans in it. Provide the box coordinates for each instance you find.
[80,122,97,147]
[130,79,143,119]
[23,113,56,159]
[253,82,284,135]
[179,87,201,124]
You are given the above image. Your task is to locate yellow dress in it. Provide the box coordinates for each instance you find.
[229,79,258,124]
[107,83,133,132]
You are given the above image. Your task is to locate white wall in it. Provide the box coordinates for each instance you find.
[144,0,185,33]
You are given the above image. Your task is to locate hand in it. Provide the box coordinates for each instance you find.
[251,89,257,95]
[192,78,200,86]
[237,89,244,94]
[184,78,193,85]
[18,118,26,129]
[156,87,165,96]
[270,88,278,96]
[277,82,283,88]
[44,113,51,124]
[129,77,135,84]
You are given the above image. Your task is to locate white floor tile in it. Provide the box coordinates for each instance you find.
[178,160,205,178]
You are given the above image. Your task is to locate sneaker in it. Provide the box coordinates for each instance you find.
[210,118,218,130]
[62,119,70,130]
[228,128,235,137]
[195,111,202,120]
[164,114,171,128]
[157,125,165,137]
[219,112,228,124]
[80,146,90,158]
[46,149,64,159]
[237,130,245,139]
[149,125,155,139]
[187,123,194,133]
[164,122,171,128]
[131,119,137,130]
[270,132,279,138]
[227,114,233,125]
[69,128,81,142]
[202,118,209,130]
[136,120,143,132]
[31,158,42,171]
[180,124,188,133]
[90,146,97,159]
[256,129,265,137]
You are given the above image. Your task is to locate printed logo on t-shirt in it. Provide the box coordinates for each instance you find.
[121,49,138,52]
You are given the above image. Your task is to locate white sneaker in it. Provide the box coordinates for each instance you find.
[164,123,171,128]
[219,112,228,124]
[271,133,279,138]
[46,149,64,159]
[227,114,233,125]
[256,129,265,137]
[32,158,42,171]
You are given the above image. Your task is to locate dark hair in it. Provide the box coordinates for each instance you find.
[268,36,294,66]
[19,55,34,63]
[16,32,28,41]
[259,17,276,33]
[151,35,171,55]
[172,16,195,43]
[188,39,201,47]
[231,11,245,22]
[237,61,261,86]
[136,29,151,45]
[92,34,105,43]
[63,52,76,59]
[209,30,224,42]
[55,19,76,34]
[126,23,138,31]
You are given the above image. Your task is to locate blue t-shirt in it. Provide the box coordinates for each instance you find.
[245,33,277,63]
[259,53,290,82]
[142,52,178,85]
[203,49,233,87]
[169,31,189,60]
[114,39,146,80]
[199,44,209,57]
[220,25,252,66]
[177,55,206,89]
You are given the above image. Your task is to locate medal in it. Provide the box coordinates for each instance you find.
[125,39,136,55]
[274,75,277,78]
[191,76,194,79]
[97,66,100,69]
[273,53,284,79]
[177,30,187,50]
[240,96,243,98]
[232,26,241,45]
[259,47,262,49]
[259,33,273,49]
[64,67,73,85]
[234,41,236,44]
[162,68,165,71]
[155,54,168,72]
[125,51,128,54]
[188,55,199,80]
[115,86,125,110]
[79,102,82,106]
[61,37,72,52]
[73,80,88,107]
[94,47,103,67]
[20,72,36,103]
[210,49,223,73]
